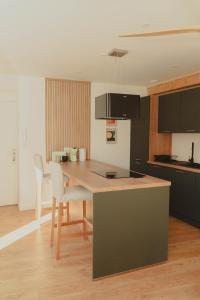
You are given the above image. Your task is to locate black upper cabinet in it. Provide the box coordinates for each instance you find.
[95,93,140,120]
[180,88,200,132]
[158,92,181,133]
[158,87,200,133]
[130,96,150,170]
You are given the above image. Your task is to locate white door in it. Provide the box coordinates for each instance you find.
[0,100,18,206]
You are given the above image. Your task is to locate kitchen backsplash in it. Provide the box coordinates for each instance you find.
[172,133,200,163]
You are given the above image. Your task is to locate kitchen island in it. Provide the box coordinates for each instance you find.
[61,160,170,279]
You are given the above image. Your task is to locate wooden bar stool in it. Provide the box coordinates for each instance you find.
[49,162,93,260]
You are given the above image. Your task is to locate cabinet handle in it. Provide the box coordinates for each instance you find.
[186,129,196,132]
[162,130,171,133]
[135,158,142,161]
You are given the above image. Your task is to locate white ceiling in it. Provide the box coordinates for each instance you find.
[0,0,200,86]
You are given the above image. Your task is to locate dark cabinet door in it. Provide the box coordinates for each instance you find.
[145,164,175,214]
[172,170,196,218]
[131,160,147,173]
[109,94,122,118]
[158,92,181,133]
[110,93,140,119]
[191,175,200,222]
[130,96,150,170]
[145,164,200,225]
[122,94,140,119]
[180,88,200,132]
[145,164,164,178]
[145,164,174,180]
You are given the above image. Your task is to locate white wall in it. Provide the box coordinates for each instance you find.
[0,74,46,210]
[0,75,19,205]
[172,134,200,163]
[0,76,146,210]
[91,82,147,169]
[18,76,45,210]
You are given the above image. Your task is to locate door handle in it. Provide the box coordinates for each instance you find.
[12,148,16,162]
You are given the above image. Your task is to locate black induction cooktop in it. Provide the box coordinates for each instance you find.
[92,169,145,179]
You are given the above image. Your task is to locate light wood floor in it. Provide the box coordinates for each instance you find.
[0,205,37,236]
[0,205,52,236]
[0,217,200,299]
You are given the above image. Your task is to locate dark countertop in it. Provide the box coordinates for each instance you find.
[148,160,200,174]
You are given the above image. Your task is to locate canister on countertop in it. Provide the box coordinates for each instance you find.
[79,148,86,161]
[70,147,78,162]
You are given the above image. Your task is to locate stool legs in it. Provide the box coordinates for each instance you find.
[50,199,91,260]
[50,197,56,247]
[67,202,70,222]
[56,202,63,260]
[35,182,42,219]
[83,200,87,240]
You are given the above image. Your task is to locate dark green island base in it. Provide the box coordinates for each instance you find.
[92,186,169,279]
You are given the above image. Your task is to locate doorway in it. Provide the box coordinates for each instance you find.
[0,99,18,206]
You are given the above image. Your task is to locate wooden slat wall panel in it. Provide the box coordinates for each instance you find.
[45,79,91,161]
[148,71,200,95]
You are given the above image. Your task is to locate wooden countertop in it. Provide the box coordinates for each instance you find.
[61,160,170,193]
[148,160,200,174]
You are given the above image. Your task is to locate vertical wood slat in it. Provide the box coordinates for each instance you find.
[45,78,91,161]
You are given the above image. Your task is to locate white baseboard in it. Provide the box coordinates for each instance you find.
[42,201,52,208]
[0,213,52,250]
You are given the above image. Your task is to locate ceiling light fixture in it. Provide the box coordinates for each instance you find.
[108,48,128,58]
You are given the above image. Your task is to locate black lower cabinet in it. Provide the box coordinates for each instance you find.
[172,172,200,227]
[145,164,175,181]
[145,164,166,178]
[172,170,195,218]
[145,165,175,213]
[192,175,200,223]
[131,159,147,173]
[146,164,200,228]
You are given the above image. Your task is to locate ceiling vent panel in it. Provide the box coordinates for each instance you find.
[108,48,128,57]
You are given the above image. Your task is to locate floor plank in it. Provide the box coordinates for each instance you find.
[0,205,52,237]
[0,217,200,299]
[0,205,36,236]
